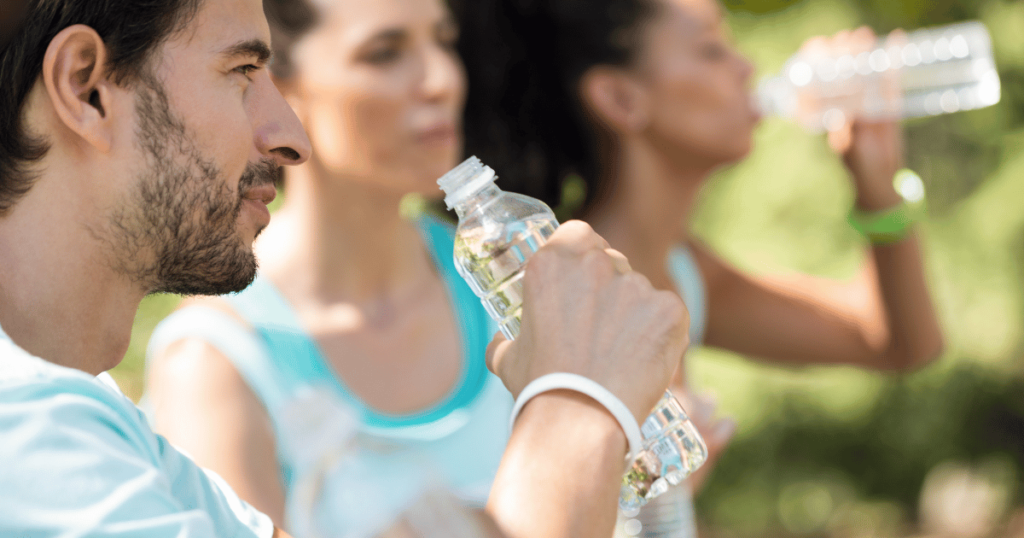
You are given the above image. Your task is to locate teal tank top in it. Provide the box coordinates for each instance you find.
[148,215,513,538]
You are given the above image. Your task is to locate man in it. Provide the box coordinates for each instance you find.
[0,1,689,537]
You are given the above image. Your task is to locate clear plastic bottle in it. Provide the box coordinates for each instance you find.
[437,156,708,512]
[758,20,1001,132]
[614,485,698,538]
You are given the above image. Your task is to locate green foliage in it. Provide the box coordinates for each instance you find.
[686,0,1024,536]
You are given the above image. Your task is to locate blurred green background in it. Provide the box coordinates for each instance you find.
[113,0,1024,536]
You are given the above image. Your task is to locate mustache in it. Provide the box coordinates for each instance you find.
[238,159,282,196]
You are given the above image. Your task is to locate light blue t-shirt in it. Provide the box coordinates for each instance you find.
[0,322,274,538]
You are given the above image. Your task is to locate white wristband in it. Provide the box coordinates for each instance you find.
[509,373,643,461]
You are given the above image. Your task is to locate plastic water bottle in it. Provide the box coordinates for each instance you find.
[615,485,698,538]
[437,156,708,512]
[758,21,1001,132]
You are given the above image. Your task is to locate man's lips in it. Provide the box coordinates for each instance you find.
[242,184,277,205]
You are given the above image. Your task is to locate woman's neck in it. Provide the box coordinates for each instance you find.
[587,140,711,289]
[257,160,436,307]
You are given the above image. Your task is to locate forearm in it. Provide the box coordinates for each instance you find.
[867,234,944,368]
[487,390,628,538]
[856,175,944,369]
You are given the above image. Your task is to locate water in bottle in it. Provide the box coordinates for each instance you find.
[758,21,1001,132]
[615,485,698,538]
[437,156,708,512]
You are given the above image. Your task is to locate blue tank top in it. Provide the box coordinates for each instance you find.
[148,215,513,538]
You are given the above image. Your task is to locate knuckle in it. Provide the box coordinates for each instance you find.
[582,248,613,270]
[525,247,566,285]
[528,246,558,270]
[656,290,689,324]
[559,219,596,237]
[622,270,653,290]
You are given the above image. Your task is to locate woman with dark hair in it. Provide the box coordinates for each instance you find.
[458,0,944,534]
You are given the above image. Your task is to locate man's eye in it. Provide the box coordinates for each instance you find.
[234,64,260,79]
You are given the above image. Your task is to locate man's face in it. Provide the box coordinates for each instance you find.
[101,0,309,295]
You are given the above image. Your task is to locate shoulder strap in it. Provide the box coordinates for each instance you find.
[146,303,299,487]
[147,304,294,411]
[668,246,708,347]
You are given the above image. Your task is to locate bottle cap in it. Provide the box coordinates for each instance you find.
[437,156,497,210]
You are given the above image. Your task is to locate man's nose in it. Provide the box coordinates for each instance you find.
[251,73,311,167]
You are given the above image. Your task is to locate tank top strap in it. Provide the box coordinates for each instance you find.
[667,245,708,347]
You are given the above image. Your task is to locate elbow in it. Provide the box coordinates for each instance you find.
[882,334,946,373]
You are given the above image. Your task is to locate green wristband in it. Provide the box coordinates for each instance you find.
[848,169,925,245]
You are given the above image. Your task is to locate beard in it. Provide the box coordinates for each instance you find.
[101,73,280,296]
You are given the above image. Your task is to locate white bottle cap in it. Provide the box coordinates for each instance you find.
[437,156,497,210]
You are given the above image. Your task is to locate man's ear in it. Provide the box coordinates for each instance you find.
[578,66,650,134]
[42,24,115,153]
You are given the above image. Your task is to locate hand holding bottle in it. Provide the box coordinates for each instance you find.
[485,220,689,425]
[759,21,1001,132]
[811,28,907,210]
[439,157,704,511]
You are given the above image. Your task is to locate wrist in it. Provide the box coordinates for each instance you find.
[849,169,926,244]
[510,374,642,461]
[516,390,629,457]
[854,183,903,212]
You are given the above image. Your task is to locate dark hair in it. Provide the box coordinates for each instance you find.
[457,0,658,217]
[0,0,202,215]
[0,0,30,49]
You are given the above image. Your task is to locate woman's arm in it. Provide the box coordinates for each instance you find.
[698,117,943,371]
[697,238,942,370]
[148,322,287,527]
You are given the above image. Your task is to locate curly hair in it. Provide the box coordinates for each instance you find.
[456,0,659,216]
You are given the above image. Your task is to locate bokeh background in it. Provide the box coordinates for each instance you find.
[112,0,1024,536]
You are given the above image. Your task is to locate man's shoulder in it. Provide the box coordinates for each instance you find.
[0,337,274,538]
[0,337,148,443]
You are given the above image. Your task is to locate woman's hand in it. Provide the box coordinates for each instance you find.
[818,27,906,210]
[830,119,904,209]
